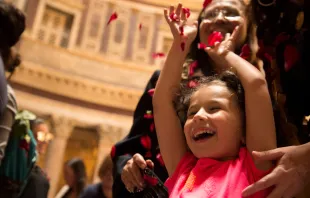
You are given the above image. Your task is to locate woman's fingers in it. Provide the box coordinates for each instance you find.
[128,163,145,189]
[169,5,174,16]
[163,9,170,23]
[175,3,182,16]
[133,153,147,169]
[146,159,154,169]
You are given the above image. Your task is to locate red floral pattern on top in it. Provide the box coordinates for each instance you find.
[284,45,299,72]
[240,44,251,60]
[144,174,158,186]
[156,153,165,166]
[148,88,155,97]
[150,122,155,132]
[141,135,152,150]
[110,145,116,158]
[189,61,198,76]
[144,111,154,119]
[198,43,207,49]
[274,32,290,46]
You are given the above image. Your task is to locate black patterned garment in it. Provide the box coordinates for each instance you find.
[111,70,168,198]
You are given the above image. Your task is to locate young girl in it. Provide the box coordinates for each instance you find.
[153,2,276,198]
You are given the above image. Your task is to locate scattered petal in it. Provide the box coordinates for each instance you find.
[188,80,199,88]
[182,8,191,18]
[139,23,142,30]
[152,52,165,59]
[198,43,207,49]
[107,12,118,25]
[208,31,223,47]
[141,135,152,150]
[284,45,299,72]
[189,61,198,76]
[143,174,158,186]
[110,145,116,158]
[148,88,155,97]
[203,0,212,8]
[274,32,290,46]
[181,42,185,51]
[240,44,251,60]
[156,153,165,166]
[150,122,155,132]
[169,12,180,22]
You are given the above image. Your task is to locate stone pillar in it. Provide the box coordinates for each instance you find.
[92,124,123,183]
[45,115,75,198]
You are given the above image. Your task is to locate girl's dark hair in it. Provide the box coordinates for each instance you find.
[98,155,113,178]
[0,2,25,76]
[175,71,245,128]
[184,0,259,77]
[66,158,87,195]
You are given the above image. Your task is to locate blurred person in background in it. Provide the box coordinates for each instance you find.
[19,118,53,198]
[80,155,113,198]
[56,158,87,198]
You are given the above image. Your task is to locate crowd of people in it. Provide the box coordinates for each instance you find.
[0,0,308,198]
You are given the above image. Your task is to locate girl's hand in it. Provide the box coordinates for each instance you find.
[164,3,198,51]
[204,26,241,70]
[121,153,154,193]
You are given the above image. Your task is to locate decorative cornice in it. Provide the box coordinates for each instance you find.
[11,61,143,111]
[47,0,84,10]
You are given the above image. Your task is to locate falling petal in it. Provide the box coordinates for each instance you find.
[182,8,191,18]
[107,12,118,25]
[152,52,165,59]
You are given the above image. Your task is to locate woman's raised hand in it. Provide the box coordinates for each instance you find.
[164,3,198,51]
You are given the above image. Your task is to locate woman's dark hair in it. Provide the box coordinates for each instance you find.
[65,158,87,195]
[29,118,45,131]
[0,2,25,76]
[175,71,245,129]
[98,155,113,179]
[184,0,259,77]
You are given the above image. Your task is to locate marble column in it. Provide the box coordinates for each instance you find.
[92,124,123,182]
[45,115,75,198]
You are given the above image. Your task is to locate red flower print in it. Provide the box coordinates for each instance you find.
[274,32,290,46]
[264,53,273,63]
[240,44,251,60]
[203,0,212,8]
[110,145,116,158]
[284,45,299,72]
[189,61,198,76]
[145,151,152,158]
[150,122,155,132]
[156,153,165,166]
[144,111,154,119]
[181,42,185,51]
[139,23,142,30]
[188,80,199,88]
[182,8,191,18]
[19,139,30,152]
[148,88,155,97]
[198,43,207,49]
[107,12,118,25]
[152,52,165,59]
[141,135,152,150]
[169,12,180,22]
[208,31,223,47]
[143,175,158,186]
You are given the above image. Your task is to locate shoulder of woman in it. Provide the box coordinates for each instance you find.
[55,185,70,198]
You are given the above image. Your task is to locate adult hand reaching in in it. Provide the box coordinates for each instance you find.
[242,143,310,198]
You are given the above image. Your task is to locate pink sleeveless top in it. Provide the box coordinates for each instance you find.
[165,147,272,198]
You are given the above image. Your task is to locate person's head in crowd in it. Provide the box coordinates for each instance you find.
[0,2,25,74]
[98,155,113,197]
[64,158,87,195]
[186,0,259,76]
[30,118,53,155]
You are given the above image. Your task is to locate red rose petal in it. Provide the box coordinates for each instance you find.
[19,139,30,152]
[141,135,152,150]
[208,31,223,47]
[152,52,165,59]
[203,0,212,8]
[110,145,116,158]
[156,153,165,166]
[198,43,207,49]
[240,44,251,60]
[169,12,180,22]
[148,88,155,97]
[284,45,299,72]
[274,32,290,46]
[143,175,158,186]
[188,80,198,88]
[107,12,118,25]
[189,61,198,76]
[182,8,191,18]
[139,23,142,30]
[181,42,185,51]
[150,122,155,132]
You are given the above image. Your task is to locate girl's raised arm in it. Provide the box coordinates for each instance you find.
[153,4,198,176]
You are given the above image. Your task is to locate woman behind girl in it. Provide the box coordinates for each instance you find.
[56,158,87,198]
[153,2,276,198]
